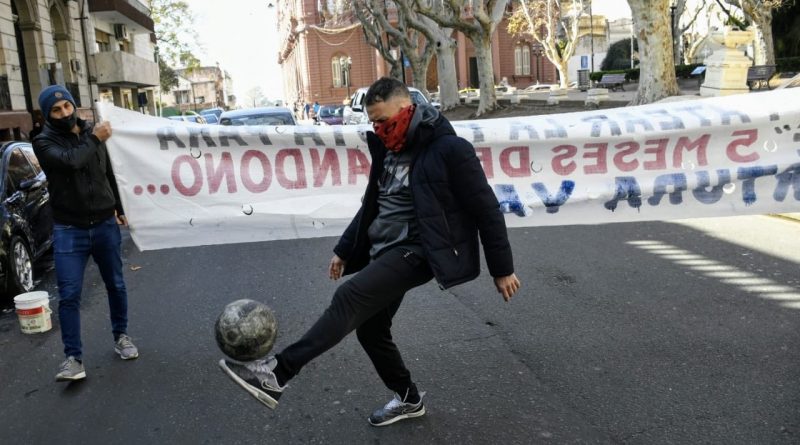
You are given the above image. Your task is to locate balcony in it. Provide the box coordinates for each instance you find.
[88,0,154,32]
[92,51,159,87]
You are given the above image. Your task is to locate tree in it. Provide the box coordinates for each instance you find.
[415,0,510,116]
[394,0,460,110]
[627,0,680,104]
[244,87,269,108]
[601,38,638,71]
[508,0,584,90]
[148,0,201,70]
[352,0,404,80]
[672,0,708,65]
[737,0,786,65]
[158,54,179,92]
[353,0,436,96]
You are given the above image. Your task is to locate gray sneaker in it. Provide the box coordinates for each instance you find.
[218,356,284,409]
[368,391,426,426]
[114,334,139,360]
[56,356,86,382]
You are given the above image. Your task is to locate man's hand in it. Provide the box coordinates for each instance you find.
[116,213,128,226]
[494,273,521,302]
[93,121,112,142]
[329,254,346,281]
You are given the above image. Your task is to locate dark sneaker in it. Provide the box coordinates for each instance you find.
[56,356,86,382]
[368,391,426,426]
[219,356,284,409]
[115,334,139,360]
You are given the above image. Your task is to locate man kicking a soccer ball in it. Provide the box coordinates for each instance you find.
[219,77,520,426]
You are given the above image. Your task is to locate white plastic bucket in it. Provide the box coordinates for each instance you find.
[14,291,52,334]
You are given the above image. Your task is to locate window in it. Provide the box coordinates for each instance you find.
[95,30,111,52]
[332,57,343,87]
[515,44,531,76]
[522,46,531,75]
[7,148,36,189]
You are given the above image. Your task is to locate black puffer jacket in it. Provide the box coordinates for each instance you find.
[32,119,123,227]
[334,105,514,289]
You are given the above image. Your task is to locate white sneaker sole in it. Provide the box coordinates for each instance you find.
[368,405,426,427]
[115,349,139,360]
[218,359,279,409]
[56,370,86,382]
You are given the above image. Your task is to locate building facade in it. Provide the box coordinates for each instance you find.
[160,65,234,115]
[276,0,558,109]
[0,0,157,141]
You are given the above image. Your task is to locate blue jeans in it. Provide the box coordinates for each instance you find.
[54,217,128,359]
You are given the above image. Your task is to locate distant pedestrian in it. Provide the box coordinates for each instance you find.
[32,85,138,382]
[303,102,310,120]
[219,77,520,426]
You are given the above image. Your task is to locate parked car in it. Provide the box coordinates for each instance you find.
[343,86,439,125]
[168,115,208,124]
[200,107,224,120]
[0,142,53,300]
[315,105,344,126]
[218,107,297,126]
[523,83,554,93]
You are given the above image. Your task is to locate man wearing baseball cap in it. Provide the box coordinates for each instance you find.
[33,85,138,382]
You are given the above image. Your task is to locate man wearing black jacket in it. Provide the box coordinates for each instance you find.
[220,77,520,426]
[33,85,138,383]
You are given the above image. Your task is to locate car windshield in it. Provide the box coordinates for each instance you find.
[410,91,427,105]
[319,107,341,118]
[221,113,295,126]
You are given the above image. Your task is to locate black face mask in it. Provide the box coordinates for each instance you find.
[49,112,78,133]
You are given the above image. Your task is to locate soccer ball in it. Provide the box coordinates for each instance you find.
[214,299,278,361]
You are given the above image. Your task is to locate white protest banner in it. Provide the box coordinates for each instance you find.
[98,88,800,251]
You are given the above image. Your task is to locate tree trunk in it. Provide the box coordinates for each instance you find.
[474,35,498,116]
[412,61,429,94]
[556,60,569,89]
[750,11,775,65]
[436,38,460,110]
[628,0,681,105]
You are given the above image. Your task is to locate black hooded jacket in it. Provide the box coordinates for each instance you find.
[32,119,123,227]
[333,104,514,289]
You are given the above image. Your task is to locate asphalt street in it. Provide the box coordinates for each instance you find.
[0,215,798,444]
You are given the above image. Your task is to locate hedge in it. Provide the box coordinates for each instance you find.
[587,64,703,83]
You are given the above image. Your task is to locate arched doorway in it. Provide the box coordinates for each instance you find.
[48,0,80,106]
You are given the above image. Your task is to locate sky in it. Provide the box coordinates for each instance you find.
[190,0,282,104]
[189,0,632,106]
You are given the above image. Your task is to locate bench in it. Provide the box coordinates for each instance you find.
[746,65,776,90]
[596,73,626,91]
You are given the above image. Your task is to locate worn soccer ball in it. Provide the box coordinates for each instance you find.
[214,299,278,361]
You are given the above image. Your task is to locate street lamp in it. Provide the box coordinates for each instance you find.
[588,1,594,73]
[670,1,678,66]
[532,44,543,83]
[340,56,352,98]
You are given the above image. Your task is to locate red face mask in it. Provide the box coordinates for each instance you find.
[372,104,415,152]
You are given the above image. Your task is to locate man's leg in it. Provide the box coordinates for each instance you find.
[53,224,90,381]
[91,218,136,359]
[275,246,432,384]
[220,246,432,408]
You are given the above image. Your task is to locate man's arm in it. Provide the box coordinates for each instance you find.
[33,122,112,171]
[447,137,515,278]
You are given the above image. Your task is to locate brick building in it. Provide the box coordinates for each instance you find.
[276,0,558,109]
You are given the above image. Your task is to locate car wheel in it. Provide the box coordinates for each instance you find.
[7,236,34,295]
